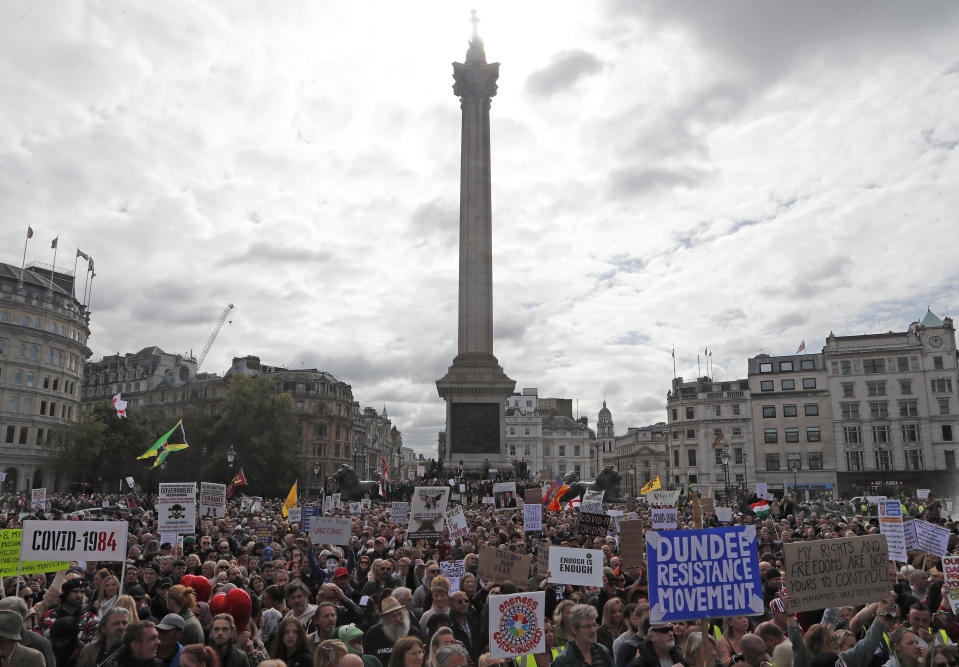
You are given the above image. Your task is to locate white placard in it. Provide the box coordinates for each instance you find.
[20,520,128,561]
[309,517,353,545]
[482,497,494,505]
[581,490,605,514]
[361,499,371,511]
[904,519,918,550]
[159,482,196,502]
[349,502,361,514]
[715,507,733,523]
[31,488,46,510]
[493,482,518,509]
[408,487,450,537]
[488,591,546,659]
[652,508,678,530]
[755,482,767,497]
[459,484,466,493]
[866,496,887,506]
[199,482,227,519]
[158,482,197,534]
[125,476,135,488]
[390,501,409,525]
[915,519,950,557]
[878,501,907,561]
[446,507,469,541]
[645,489,682,506]
[918,489,931,500]
[524,503,543,532]
[548,547,603,587]
[440,560,465,592]
[332,493,342,510]
[287,507,302,523]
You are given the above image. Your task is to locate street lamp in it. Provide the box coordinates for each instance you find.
[226,445,236,468]
[630,462,638,497]
[742,452,748,491]
[720,449,730,504]
[788,460,801,499]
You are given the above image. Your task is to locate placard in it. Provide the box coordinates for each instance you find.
[489,592,545,659]
[390,501,409,525]
[535,543,550,576]
[482,497,494,505]
[199,482,227,519]
[287,507,302,524]
[878,501,907,561]
[417,465,425,478]
[0,530,68,576]
[300,507,320,533]
[493,482,518,509]
[20,520,128,562]
[331,493,342,510]
[942,556,959,613]
[349,502,361,514]
[918,489,931,500]
[578,512,611,539]
[783,535,890,612]
[866,496,887,506]
[755,483,767,497]
[716,507,733,523]
[309,517,353,546]
[646,526,763,623]
[619,521,644,569]
[525,488,543,504]
[915,519,950,556]
[646,490,681,506]
[524,503,543,532]
[31,488,46,510]
[361,499,372,511]
[903,518,918,551]
[478,545,532,587]
[158,483,197,534]
[581,490,605,514]
[548,546,603,587]
[700,498,716,517]
[409,487,451,539]
[446,507,469,541]
[652,508,678,530]
[253,523,273,544]
[440,560,465,592]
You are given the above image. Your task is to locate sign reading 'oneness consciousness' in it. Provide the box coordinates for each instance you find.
[0,530,68,577]
[783,535,890,612]
[20,520,128,562]
[309,517,353,546]
[646,526,763,623]
[488,592,546,659]
[548,546,603,587]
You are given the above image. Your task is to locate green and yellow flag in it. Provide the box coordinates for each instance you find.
[282,481,298,518]
[138,420,188,468]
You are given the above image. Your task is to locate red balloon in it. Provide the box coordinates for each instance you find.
[190,576,212,603]
[208,592,228,617]
[225,588,253,633]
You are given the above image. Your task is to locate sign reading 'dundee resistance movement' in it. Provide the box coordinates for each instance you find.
[548,546,603,587]
[309,517,353,546]
[20,520,129,562]
[488,592,546,659]
[646,526,763,623]
[783,534,890,612]
[0,530,68,577]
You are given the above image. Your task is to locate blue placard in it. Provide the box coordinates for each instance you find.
[646,526,763,623]
[301,507,320,533]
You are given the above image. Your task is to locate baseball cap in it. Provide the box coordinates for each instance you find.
[334,567,350,579]
[156,613,185,631]
[262,547,274,561]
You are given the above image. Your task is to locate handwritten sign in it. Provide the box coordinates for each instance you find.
[440,560,465,592]
[755,483,767,497]
[489,592,546,659]
[903,518,918,551]
[478,545,532,587]
[783,535,890,612]
[716,507,733,523]
[286,507,302,524]
[535,543,550,576]
[915,519,950,557]
[31,488,46,511]
[619,520,644,569]
[524,503,543,532]
[646,526,763,623]
[20,520,128,562]
[646,490,681,506]
[548,546,603,587]
[578,512,611,539]
[652,508,678,530]
[309,517,353,546]
[878,501,907,561]
[446,507,469,541]
[390,502,409,525]
[0,530,68,576]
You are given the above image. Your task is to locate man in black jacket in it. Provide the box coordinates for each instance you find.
[617,622,682,667]
[101,621,163,667]
[448,591,478,661]
[207,615,250,667]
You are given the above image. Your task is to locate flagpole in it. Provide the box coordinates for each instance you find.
[697,354,701,378]
[82,265,91,305]
[72,246,80,288]
[20,229,30,281]
[672,346,676,379]
[49,239,59,290]
[87,270,96,309]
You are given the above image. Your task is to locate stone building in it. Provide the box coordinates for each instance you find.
[0,262,92,491]
[596,401,615,470]
[613,422,669,497]
[352,404,403,483]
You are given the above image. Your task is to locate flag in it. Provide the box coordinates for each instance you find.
[282,481,297,518]
[381,457,390,482]
[88,257,94,271]
[138,420,188,468]
[26,226,33,239]
[543,477,569,511]
[226,468,248,498]
[51,237,58,249]
[640,475,662,495]
[76,249,89,260]
[750,500,771,517]
[565,496,581,511]
[112,393,128,418]
[711,431,724,448]
[797,340,805,353]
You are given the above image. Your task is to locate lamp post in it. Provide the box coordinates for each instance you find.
[630,462,638,497]
[788,460,801,499]
[226,445,236,469]
[742,452,748,491]
[720,449,730,504]
[312,461,321,498]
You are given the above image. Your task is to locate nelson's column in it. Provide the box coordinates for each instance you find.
[436,17,515,474]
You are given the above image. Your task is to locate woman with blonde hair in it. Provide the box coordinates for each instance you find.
[716,615,752,664]
[166,584,204,645]
[112,595,140,623]
[597,598,625,654]
[683,632,722,667]
[314,639,348,667]
[552,600,575,647]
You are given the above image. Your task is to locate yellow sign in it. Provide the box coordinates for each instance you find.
[0,529,69,577]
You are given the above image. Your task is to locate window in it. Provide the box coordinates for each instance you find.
[671,408,678,420]
[804,403,819,416]
[841,360,852,375]
[52,379,58,391]
[783,404,798,417]
[808,452,823,469]
[764,428,778,444]
[841,403,860,419]
[939,398,950,415]
[759,363,773,373]
[801,359,815,370]
[732,404,741,416]
[765,454,780,471]
[899,400,919,417]
[714,405,721,417]
[802,378,817,389]
[673,449,680,466]
[901,423,920,443]
[899,380,912,395]
[18,428,28,445]
[785,427,800,443]
[715,449,725,464]
[932,379,953,393]
[5,426,14,443]
[509,444,516,456]
[760,380,774,392]
[947,451,956,470]
[36,428,44,445]
[867,381,887,396]
[787,453,802,470]
[524,427,530,435]
[864,358,886,374]
[686,407,694,419]
[898,356,910,371]
[672,431,680,440]
[686,429,695,439]
[943,425,954,442]
[869,401,889,418]
[780,361,793,372]
[574,445,580,457]
[905,450,923,471]
[544,446,551,457]
[524,445,531,456]
[509,427,515,435]
[806,427,821,442]
[688,474,698,484]
[762,405,776,418]
[874,449,892,471]
[934,356,944,370]
[559,446,566,457]
[732,427,742,437]
[10,396,19,412]
[13,370,22,385]
[734,448,743,464]
[872,425,890,444]
[846,450,864,471]
[40,401,46,416]
[687,449,697,466]
[843,426,862,445]
[781,379,796,391]
[842,383,855,398]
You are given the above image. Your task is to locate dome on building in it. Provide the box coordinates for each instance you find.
[598,400,612,423]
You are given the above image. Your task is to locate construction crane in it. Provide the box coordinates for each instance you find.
[196,303,234,371]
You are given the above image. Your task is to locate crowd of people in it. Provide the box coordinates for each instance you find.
[0,484,956,667]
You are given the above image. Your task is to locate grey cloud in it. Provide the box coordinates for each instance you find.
[712,308,748,325]
[627,395,666,414]
[218,242,331,267]
[609,255,646,273]
[769,312,809,330]
[526,50,603,98]
[609,165,709,198]
[407,198,458,248]
[610,331,650,346]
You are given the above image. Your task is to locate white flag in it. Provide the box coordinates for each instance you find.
[112,393,128,418]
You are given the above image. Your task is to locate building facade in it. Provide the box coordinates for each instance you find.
[352,405,403,483]
[596,401,615,471]
[613,423,669,496]
[1,262,92,492]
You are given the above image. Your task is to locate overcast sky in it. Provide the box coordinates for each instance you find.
[3,1,958,457]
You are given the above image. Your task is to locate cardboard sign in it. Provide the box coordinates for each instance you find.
[390,501,409,525]
[918,489,931,500]
[548,547,603,587]
[0,530,68,576]
[652,508,678,530]
[440,560,465,592]
[627,498,637,513]
[478,545,532,587]
[524,503,543,532]
[199,482,227,519]
[409,487,450,539]
[878,501,907,561]
[619,520,645,569]
[446,507,469,541]
[525,488,543,504]
[700,498,716,516]
[31,488,46,510]
[646,526,763,623]
[493,482,518,510]
[535,543,550,576]
[158,483,197,534]
[489,592,546,659]
[581,490,605,514]
[915,519,950,557]
[287,507,302,524]
[783,535,891,612]
[942,556,959,613]
[309,517,353,546]
[20,520,128,562]
[578,511,611,539]
[646,490,681,506]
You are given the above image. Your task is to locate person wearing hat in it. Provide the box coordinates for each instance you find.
[0,597,54,667]
[338,623,383,667]
[0,609,46,667]
[363,596,421,664]
[155,614,184,667]
[38,578,87,638]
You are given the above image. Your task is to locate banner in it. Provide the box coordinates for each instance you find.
[478,545,532,587]
[577,512,611,539]
[390,501,409,525]
[408,487,450,539]
[158,483,197,534]
[878,501,907,561]
[20,520,128,562]
[646,526,763,623]
[524,503,543,532]
[645,489,681,506]
[493,482,518,509]
[488,592,545,659]
[619,520,644,569]
[440,560,465,592]
[915,519,950,557]
[199,482,227,519]
[309,517,353,546]
[942,556,959,613]
[31,488,46,510]
[548,547,603,587]
[446,507,469,541]
[581,490,605,514]
[652,508,678,530]
[783,535,890,612]
[0,530,68,576]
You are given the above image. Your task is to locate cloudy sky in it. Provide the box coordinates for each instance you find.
[3,1,958,456]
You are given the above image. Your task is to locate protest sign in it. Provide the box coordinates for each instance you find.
[446,507,469,541]
[390,501,409,525]
[903,519,918,551]
[409,487,450,539]
[31,488,46,511]
[755,482,767,497]
[578,512,611,539]
[287,507,302,524]
[652,508,678,531]
[0,530,68,576]
[361,499,371,511]
[548,547,603,587]
[158,483,197,534]
[199,482,226,519]
[349,502,361,515]
[646,490,681,506]
[489,592,546,659]
[783,534,891,612]
[309,517,353,546]
[942,556,959,613]
[627,498,637,513]
[478,545,532,587]
[918,489,931,500]
[331,493,342,510]
[535,543,550,576]
[300,507,319,533]
[440,560,465,592]
[525,488,542,504]
[253,523,273,544]
[866,496,887,506]
[20,520,128,562]
[482,497,495,505]
[493,482,518,509]
[716,508,733,523]
[459,484,466,493]
[915,519,950,557]
[700,498,716,517]
[878,501,907,561]
[417,465,425,477]
[646,526,763,623]
[323,496,332,514]
[524,503,543,532]
[581,490,605,514]
[619,520,644,569]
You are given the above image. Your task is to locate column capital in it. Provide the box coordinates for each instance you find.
[453,61,499,100]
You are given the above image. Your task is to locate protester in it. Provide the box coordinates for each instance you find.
[552,604,612,667]
[270,618,313,667]
[387,637,424,667]
[0,609,45,667]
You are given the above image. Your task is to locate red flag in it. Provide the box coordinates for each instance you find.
[226,468,248,498]
[381,457,390,482]
[796,340,805,353]
[51,237,58,249]
[26,226,33,239]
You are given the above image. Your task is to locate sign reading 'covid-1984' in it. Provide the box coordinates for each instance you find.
[19,520,128,562]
